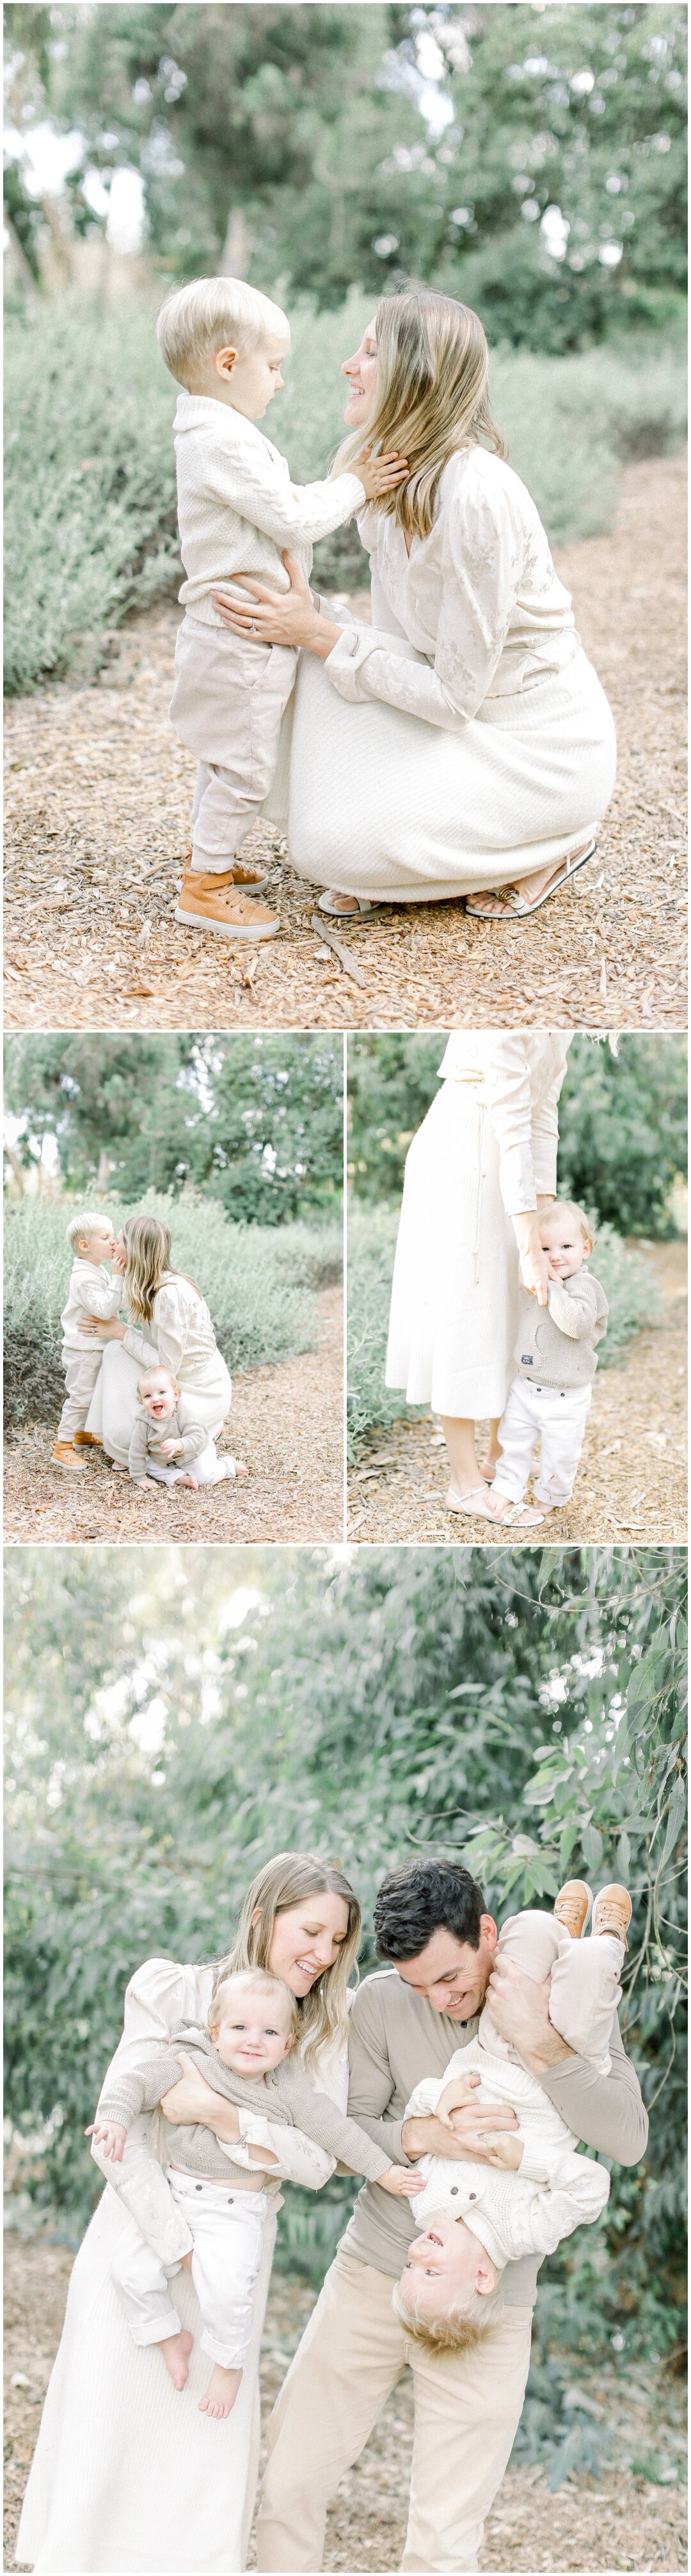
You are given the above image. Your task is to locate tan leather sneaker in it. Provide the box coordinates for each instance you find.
[52,1441,88,1472]
[175,867,279,941]
[553,1880,593,1939]
[73,1431,102,1447]
[592,1884,633,1951]
[179,846,269,893]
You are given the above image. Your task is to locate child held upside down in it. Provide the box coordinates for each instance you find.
[487,1201,608,1527]
[91,1967,422,2421]
[394,1878,631,2352]
[129,1365,239,1490]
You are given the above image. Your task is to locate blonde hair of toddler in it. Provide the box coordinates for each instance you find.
[137,1365,179,1402]
[208,1966,299,2041]
[543,1199,594,1250]
[157,276,289,387]
[65,1211,109,1254]
[392,2270,505,2356]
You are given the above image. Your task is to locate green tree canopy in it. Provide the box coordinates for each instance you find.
[347,1033,687,1235]
[4,3,687,342]
[4,1033,343,1222]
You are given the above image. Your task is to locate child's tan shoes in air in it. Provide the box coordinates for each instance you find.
[553,1880,593,1939]
[554,1878,632,1951]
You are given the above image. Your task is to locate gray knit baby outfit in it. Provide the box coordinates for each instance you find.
[128,1405,209,1481]
[516,1270,608,1389]
[99,2019,391,2185]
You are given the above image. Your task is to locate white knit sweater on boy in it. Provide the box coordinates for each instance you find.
[406,2039,610,2267]
[60,1260,123,1353]
[174,394,367,630]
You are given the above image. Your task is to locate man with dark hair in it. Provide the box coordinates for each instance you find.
[257,1857,647,2574]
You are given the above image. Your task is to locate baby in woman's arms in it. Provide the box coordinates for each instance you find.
[490,1202,608,1522]
[129,1365,235,1491]
[157,276,407,945]
[52,1212,122,1476]
[395,1880,631,2351]
[92,1967,422,2421]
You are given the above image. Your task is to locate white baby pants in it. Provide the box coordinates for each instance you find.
[111,2168,268,2368]
[170,614,296,871]
[58,1345,104,1440]
[479,1912,624,2072]
[143,1437,223,1487]
[495,1376,592,1507]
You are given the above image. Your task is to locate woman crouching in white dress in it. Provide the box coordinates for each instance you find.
[80,1212,245,1485]
[16,1853,361,2575]
[212,292,616,925]
[385,1033,573,1520]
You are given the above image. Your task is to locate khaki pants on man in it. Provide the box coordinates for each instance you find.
[255,2245,533,2574]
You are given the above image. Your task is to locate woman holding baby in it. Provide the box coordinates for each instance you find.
[79,1210,246,1487]
[17,1852,362,2572]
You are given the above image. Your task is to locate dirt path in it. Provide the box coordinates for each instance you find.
[4,1286,344,1543]
[6,2233,685,2573]
[4,457,686,1034]
[347,1241,687,1543]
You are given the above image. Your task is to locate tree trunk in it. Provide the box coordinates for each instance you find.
[220,207,250,277]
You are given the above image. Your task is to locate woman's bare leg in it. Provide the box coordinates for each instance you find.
[438,1418,489,1500]
[479,1418,502,1479]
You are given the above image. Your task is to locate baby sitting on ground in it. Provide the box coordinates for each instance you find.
[129,1365,237,1490]
[394,1879,630,2352]
[92,1967,422,2420]
[52,1212,122,1475]
[489,1201,608,1526]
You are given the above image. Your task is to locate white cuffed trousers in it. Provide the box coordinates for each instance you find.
[495,1375,592,1507]
[58,1347,103,1440]
[170,615,296,871]
[111,2167,267,2368]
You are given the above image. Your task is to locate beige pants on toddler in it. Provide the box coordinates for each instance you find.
[479,1910,623,2071]
[170,614,296,871]
[58,1346,103,1440]
[255,2243,533,2573]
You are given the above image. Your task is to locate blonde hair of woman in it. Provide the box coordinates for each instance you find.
[122,1214,202,1324]
[333,288,505,540]
[212,1851,361,2066]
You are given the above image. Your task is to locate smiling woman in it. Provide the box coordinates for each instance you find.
[213,289,617,925]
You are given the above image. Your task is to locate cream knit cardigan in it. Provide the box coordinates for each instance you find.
[406,2040,610,2268]
[60,1258,123,1352]
[173,393,366,628]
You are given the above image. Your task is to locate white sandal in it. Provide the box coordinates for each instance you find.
[465,838,596,922]
[317,891,382,919]
[446,1485,545,1526]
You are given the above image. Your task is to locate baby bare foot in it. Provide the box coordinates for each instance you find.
[178,1472,200,1488]
[199,2362,242,2419]
[161,2329,194,2391]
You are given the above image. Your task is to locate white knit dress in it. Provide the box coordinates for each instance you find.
[16,1960,348,2575]
[85,1274,232,1467]
[272,447,616,897]
[385,1033,572,1420]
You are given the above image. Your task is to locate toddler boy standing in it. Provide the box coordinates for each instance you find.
[52,1213,122,1472]
[493,1201,608,1517]
[157,276,406,942]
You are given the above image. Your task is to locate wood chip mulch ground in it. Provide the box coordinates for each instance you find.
[347,1240,687,1544]
[4,1285,344,1544]
[4,455,686,1035]
[6,2232,686,2574]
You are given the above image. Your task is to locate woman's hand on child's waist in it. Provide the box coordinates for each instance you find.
[77,1315,127,1339]
[211,550,341,660]
[159,2052,241,2140]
